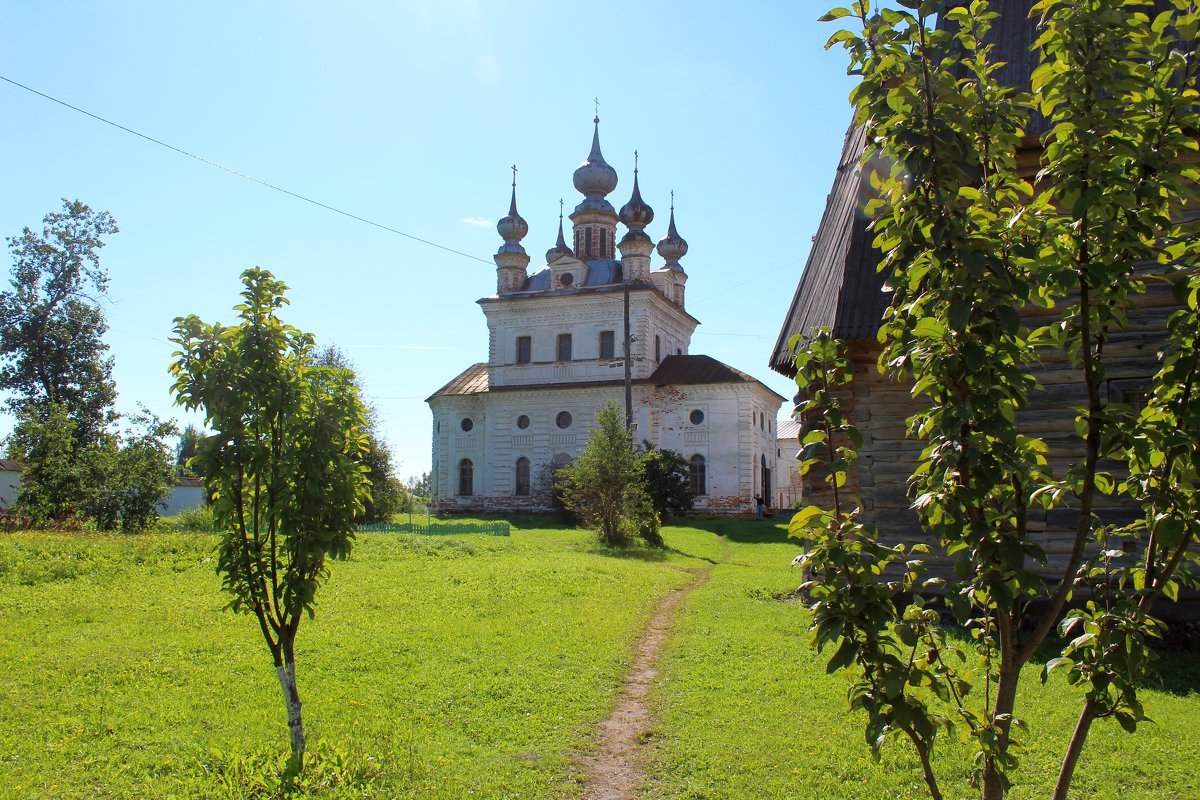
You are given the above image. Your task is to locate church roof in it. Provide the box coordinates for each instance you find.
[523,260,622,290]
[649,355,770,392]
[776,418,802,441]
[427,362,489,399]
[427,355,785,402]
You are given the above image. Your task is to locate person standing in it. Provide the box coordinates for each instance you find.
[754,493,764,520]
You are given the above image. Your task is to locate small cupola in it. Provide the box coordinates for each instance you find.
[617,152,655,284]
[656,195,689,271]
[545,200,575,264]
[619,156,654,236]
[494,166,531,294]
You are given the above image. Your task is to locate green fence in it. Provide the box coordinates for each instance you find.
[354,521,510,536]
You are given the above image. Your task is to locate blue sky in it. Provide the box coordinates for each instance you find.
[0,1,860,481]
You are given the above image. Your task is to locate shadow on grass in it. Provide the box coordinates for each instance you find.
[909,603,1200,698]
[679,516,792,545]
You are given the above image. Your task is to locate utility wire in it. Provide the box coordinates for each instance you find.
[690,255,807,305]
[0,74,492,265]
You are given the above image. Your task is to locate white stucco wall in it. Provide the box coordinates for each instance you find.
[0,469,20,509]
[160,484,206,517]
[430,378,782,514]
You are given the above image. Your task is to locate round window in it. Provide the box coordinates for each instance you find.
[460,418,473,432]
[556,411,573,430]
[689,409,705,425]
[516,414,530,430]
[560,272,574,287]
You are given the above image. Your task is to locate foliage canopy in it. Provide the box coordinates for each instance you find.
[793,2,1200,799]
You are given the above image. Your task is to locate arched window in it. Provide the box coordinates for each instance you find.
[515,457,531,496]
[458,459,474,496]
[655,335,661,362]
[689,454,707,496]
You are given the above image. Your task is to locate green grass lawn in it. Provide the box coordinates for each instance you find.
[0,519,1196,799]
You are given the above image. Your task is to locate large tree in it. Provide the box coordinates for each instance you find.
[637,443,695,518]
[0,199,117,446]
[311,344,405,523]
[170,268,369,774]
[793,2,1200,799]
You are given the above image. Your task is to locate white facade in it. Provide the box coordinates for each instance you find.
[427,120,784,515]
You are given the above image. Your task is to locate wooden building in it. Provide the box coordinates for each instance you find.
[769,1,1194,574]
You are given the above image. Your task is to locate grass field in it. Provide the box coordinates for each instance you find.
[0,519,1196,799]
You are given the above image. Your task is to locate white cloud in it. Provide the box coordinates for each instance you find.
[462,216,493,227]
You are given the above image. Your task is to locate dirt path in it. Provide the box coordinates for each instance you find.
[576,542,724,800]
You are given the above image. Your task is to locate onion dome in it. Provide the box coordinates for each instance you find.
[619,166,654,231]
[572,117,618,213]
[656,198,689,269]
[545,204,574,262]
[496,183,529,247]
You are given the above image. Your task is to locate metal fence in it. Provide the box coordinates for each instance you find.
[354,521,510,536]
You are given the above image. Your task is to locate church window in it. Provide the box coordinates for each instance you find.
[557,333,573,361]
[460,418,473,432]
[516,336,531,364]
[599,227,608,258]
[599,330,615,359]
[516,414,530,430]
[689,409,705,425]
[655,335,661,362]
[515,457,531,496]
[556,411,573,429]
[689,455,707,496]
[560,272,574,287]
[458,459,474,496]
[585,227,594,258]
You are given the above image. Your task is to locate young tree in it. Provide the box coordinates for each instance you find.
[637,443,695,518]
[170,268,369,774]
[797,2,1200,798]
[560,401,663,547]
[0,199,118,446]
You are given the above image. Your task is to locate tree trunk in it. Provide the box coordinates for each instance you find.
[982,663,1022,800]
[275,637,305,775]
[1052,699,1097,800]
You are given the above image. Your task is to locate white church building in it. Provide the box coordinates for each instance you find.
[426,119,784,515]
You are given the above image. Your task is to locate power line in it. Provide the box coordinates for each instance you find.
[690,255,807,305]
[0,74,492,265]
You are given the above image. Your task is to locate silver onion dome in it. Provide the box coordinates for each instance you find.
[496,184,529,245]
[572,117,618,211]
[619,169,654,230]
[656,202,688,269]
